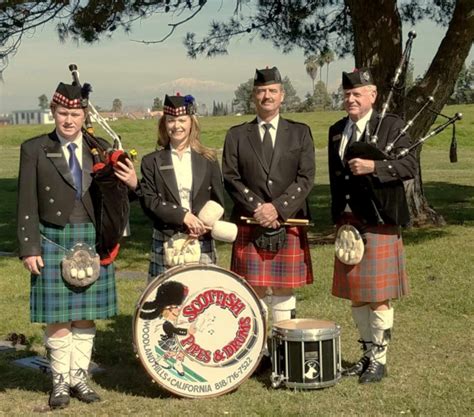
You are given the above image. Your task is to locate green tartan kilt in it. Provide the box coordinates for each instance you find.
[30,223,117,324]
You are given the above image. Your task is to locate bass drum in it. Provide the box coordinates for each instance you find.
[133,264,266,398]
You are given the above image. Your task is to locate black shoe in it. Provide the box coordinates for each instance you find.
[342,355,370,377]
[49,380,70,409]
[254,355,272,375]
[359,360,386,384]
[70,381,101,403]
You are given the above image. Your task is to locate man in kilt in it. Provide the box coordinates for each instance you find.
[17,82,136,408]
[328,68,417,383]
[222,66,315,368]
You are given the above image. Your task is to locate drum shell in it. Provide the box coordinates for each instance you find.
[271,319,341,389]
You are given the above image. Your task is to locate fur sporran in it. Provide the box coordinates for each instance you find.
[61,243,100,287]
[334,224,365,265]
[164,233,201,267]
[253,226,287,252]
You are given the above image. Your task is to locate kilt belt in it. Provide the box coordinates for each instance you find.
[231,224,313,288]
[30,223,117,324]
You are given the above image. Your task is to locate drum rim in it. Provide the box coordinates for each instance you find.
[282,374,342,389]
[273,318,338,330]
[132,263,267,399]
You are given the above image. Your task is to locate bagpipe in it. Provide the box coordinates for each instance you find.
[343,31,463,226]
[346,30,463,163]
[69,64,131,265]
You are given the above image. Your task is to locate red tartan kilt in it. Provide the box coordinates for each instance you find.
[332,223,409,302]
[231,224,313,288]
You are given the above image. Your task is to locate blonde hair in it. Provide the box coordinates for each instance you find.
[157,114,217,161]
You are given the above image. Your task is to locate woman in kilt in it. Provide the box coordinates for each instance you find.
[328,68,417,383]
[17,82,137,409]
[139,94,225,282]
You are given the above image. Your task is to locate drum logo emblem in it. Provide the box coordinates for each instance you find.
[304,360,320,380]
[180,288,253,366]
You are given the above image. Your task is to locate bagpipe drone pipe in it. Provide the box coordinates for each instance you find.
[69,64,131,265]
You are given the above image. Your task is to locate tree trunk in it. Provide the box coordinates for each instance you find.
[404,0,474,225]
[346,0,402,107]
[345,0,474,226]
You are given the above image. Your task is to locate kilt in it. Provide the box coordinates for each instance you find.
[148,228,217,282]
[332,221,409,302]
[231,225,313,288]
[31,223,117,324]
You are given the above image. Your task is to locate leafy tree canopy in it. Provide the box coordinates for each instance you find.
[111,98,123,113]
[152,96,163,111]
[0,1,456,68]
[38,94,49,110]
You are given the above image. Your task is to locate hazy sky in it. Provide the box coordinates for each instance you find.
[1,2,472,113]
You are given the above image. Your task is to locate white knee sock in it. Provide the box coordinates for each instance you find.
[45,332,72,385]
[272,295,296,324]
[351,305,372,357]
[260,296,271,356]
[70,326,96,386]
[370,308,394,365]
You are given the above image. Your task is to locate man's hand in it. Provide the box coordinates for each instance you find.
[348,158,375,175]
[254,203,280,228]
[22,256,44,275]
[113,158,138,190]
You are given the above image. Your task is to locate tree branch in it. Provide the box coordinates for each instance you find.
[130,2,207,45]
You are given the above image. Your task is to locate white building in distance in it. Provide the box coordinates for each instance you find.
[12,109,54,125]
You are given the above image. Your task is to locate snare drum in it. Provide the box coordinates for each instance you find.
[133,264,266,398]
[271,319,341,389]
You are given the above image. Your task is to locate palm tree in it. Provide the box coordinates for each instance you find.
[317,54,326,82]
[304,55,318,94]
[322,49,335,88]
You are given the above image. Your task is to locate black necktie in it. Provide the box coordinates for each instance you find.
[262,123,273,166]
[348,123,358,146]
[344,123,358,157]
[68,142,82,199]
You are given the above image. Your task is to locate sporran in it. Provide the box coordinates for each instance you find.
[253,227,287,252]
[164,233,201,267]
[61,243,100,287]
[334,224,365,265]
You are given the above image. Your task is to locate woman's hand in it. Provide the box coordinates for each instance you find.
[183,213,207,238]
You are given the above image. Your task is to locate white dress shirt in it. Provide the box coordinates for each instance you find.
[257,114,280,148]
[171,145,193,211]
[338,109,373,160]
[57,131,84,169]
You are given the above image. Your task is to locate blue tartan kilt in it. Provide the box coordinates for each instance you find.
[30,223,117,324]
[148,228,217,283]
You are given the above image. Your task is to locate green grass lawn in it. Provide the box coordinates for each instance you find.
[0,106,472,416]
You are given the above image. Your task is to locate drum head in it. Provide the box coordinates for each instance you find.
[273,319,340,341]
[274,319,336,330]
[133,264,266,398]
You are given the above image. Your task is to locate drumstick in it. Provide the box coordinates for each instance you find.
[240,216,312,226]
